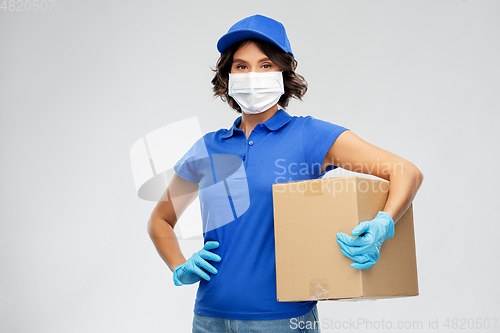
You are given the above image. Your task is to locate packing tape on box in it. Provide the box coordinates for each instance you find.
[309,277,329,300]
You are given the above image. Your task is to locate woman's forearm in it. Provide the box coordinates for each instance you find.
[382,161,424,224]
[147,216,187,272]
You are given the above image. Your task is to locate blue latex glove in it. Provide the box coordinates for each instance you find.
[336,211,395,270]
[173,241,221,286]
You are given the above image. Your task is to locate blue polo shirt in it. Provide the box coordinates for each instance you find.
[174,109,348,320]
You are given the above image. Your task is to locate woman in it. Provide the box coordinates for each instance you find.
[147,14,423,333]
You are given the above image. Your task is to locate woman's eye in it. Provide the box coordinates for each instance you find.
[234,64,272,70]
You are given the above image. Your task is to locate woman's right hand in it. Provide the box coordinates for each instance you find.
[173,241,221,286]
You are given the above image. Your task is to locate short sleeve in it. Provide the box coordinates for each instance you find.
[302,116,349,177]
[173,136,209,184]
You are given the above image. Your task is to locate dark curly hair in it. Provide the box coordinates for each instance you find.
[211,38,308,113]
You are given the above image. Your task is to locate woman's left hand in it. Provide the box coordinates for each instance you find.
[336,211,395,270]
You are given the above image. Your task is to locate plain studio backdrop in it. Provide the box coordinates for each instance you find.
[1,1,499,332]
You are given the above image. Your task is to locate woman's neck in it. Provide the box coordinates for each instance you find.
[238,105,279,139]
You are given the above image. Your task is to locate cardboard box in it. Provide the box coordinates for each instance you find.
[272,176,418,301]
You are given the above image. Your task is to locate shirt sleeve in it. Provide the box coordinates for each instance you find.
[302,115,349,177]
[173,136,208,184]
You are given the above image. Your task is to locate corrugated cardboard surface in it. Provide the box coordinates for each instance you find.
[272,176,418,302]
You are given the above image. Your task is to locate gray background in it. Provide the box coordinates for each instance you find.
[1,0,499,332]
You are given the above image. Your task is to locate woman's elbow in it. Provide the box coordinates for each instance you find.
[395,160,423,188]
[410,164,424,189]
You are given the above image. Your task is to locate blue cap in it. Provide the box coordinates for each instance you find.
[217,14,294,59]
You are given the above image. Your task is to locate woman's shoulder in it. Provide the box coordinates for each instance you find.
[287,113,349,134]
[289,113,341,126]
[287,111,328,121]
[197,128,231,144]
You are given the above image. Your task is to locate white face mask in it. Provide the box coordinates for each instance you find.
[228,71,285,114]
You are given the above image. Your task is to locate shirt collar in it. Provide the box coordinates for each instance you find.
[221,109,292,139]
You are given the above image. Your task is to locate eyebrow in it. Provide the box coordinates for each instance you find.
[233,57,272,64]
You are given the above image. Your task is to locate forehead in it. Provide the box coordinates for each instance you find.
[233,40,267,60]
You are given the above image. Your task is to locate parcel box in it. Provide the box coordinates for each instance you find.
[272,176,418,301]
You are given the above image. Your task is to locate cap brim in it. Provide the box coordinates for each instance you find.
[217,30,293,58]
